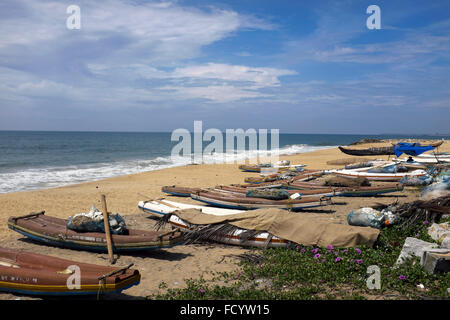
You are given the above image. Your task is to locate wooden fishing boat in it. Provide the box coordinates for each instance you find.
[214,185,339,197]
[330,169,427,182]
[138,199,245,217]
[0,247,140,296]
[190,190,331,210]
[282,181,404,197]
[161,185,202,197]
[217,183,403,197]
[338,141,444,157]
[166,214,289,248]
[138,200,290,248]
[238,163,306,173]
[7,212,184,252]
[244,170,320,184]
[338,146,395,156]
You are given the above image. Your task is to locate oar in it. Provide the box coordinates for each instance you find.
[100,194,116,264]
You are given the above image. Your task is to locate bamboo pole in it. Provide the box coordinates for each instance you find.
[100,194,115,264]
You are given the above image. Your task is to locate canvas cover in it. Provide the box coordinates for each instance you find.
[173,208,380,247]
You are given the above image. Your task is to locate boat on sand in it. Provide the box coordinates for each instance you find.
[8,211,184,252]
[0,247,140,296]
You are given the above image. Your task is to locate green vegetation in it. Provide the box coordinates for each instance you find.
[149,218,450,300]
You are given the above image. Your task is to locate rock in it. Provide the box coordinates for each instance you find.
[427,222,450,249]
[421,250,450,274]
[396,237,439,265]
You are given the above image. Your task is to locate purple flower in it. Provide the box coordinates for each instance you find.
[296,245,300,250]
[355,248,362,254]
[399,275,407,281]
[285,272,289,277]
[253,273,257,277]
[335,257,342,262]
[314,253,321,259]
[199,289,205,293]
[424,220,429,225]
[300,248,306,253]
[356,259,363,264]
[312,248,319,254]
[321,259,326,263]
[327,245,334,250]
[343,249,348,253]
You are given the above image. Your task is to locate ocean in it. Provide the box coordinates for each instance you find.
[0,131,447,194]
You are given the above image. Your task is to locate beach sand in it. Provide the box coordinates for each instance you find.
[0,139,448,299]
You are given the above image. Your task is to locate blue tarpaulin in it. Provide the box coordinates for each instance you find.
[393,142,435,157]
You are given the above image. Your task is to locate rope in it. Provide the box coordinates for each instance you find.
[97,278,106,300]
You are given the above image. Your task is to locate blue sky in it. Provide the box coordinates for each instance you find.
[0,0,449,134]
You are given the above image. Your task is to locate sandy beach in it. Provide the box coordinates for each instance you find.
[0,139,448,300]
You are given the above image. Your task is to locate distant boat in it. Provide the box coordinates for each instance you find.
[338,141,444,156]
[0,247,140,296]
[338,146,395,156]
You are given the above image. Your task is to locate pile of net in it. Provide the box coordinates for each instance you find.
[324,176,371,187]
[371,195,450,228]
[66,205,128,235]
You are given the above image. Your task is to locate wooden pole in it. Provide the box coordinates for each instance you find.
[100,194,115,264]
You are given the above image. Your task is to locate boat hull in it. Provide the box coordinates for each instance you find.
[0,247,140,296]
[8,213,184,253]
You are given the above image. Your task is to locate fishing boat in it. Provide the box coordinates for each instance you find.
[338,146,395,156]
[329,169,427,182]
[221,183,404,197]
[138,200,290,248]
[338,141,444,157]
[244,170,321,184]
[190,190,331,210]
[0,247,140,296]
[138,199,245,217]
[7,212,184,252]
[238,163,306,173]
[214,185,339,198]
[166,213,290,248]
[161,185,202,197]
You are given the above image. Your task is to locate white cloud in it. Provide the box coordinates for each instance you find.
[171,63,296,87]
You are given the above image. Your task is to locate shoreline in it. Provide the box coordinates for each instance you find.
[0,140,448,299]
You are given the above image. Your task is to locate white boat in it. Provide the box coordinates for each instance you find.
[396,156,450,164]
[138,199,244,217]
[330,169,428,182]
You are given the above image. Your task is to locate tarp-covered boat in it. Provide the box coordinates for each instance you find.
[8,212,184,252]
[0,247,140,296]
[163,208,380,248]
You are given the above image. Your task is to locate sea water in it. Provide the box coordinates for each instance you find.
[0,131,446,194]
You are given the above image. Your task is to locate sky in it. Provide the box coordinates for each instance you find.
[0,0,449,134]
